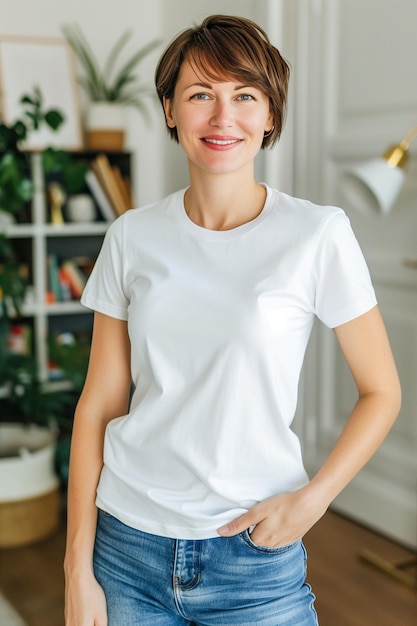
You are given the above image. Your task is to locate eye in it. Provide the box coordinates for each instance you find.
[190,92,211,101]
[236,93,256,102]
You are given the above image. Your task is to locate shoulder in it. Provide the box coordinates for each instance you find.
[102,189,185,244]
[117,189,185,229]
[271,187,344,222]
[266,186,348,241]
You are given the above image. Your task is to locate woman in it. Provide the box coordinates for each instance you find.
[64,15,401,626]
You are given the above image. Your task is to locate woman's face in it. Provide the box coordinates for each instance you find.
[163,58,273,178]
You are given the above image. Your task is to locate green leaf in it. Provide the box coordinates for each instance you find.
[42,147,62,173]
[24,111,40,129]
[62,24,104,100]
[45,109,65,130]
[13,121,28,141]
[114,38,160,88]
[17,177,34,202]
[102,30,132,84]
[109,73,136,97]
[20,95,35,105]
[63,160,88,194]
[33,85,43,106]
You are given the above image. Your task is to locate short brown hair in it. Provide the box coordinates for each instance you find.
[155,14,290,148]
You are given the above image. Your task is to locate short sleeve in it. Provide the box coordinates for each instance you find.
[312,212,377,328]
[81,216,129,320]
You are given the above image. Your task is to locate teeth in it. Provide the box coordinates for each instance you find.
[204,138,238,145]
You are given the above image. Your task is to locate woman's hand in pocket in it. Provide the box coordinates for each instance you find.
[217,487,328,548]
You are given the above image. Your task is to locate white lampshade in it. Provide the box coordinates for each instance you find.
[343,125,416,216]
[345,158,405,216]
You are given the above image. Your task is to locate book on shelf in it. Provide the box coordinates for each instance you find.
[59,260,88,300]
[46,255,93,302]
[85,170,115,222]
[47,254,62,302]
[92,154,131,217]
[112,165,133,211]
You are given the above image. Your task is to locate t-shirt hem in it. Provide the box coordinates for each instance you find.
[80,294,128,321]
[323,297,377,329]
[95,495,224,540]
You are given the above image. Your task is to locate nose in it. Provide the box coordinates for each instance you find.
[209,99,234,128]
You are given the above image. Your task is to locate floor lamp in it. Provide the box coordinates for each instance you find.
[346,124,417,588]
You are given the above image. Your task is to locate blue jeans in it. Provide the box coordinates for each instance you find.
[93,510,318,625]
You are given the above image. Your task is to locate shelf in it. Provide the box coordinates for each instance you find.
[2,149,131,404]
[45,301,86,315]
[43,222,110,237]
[1,224,38,238]
[2,221,110,238]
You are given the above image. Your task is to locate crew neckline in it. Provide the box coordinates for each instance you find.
[177,184,275,241]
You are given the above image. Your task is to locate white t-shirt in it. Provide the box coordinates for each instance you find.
[81,185,377,539]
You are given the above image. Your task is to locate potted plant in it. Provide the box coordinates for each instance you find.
[0,88,74,547]
[0,86,64,223]
[62,23,160,150]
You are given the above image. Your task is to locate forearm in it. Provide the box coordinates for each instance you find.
[64,314,131,577]
[218,387,400,546]
[305,386,401,509]
[64,402,107,575]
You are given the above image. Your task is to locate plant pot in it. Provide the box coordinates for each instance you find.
[0,423,60,548]
[66,194,97,223]
[85,102,126,151]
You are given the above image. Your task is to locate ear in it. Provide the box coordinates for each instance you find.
[163,97,176,128]
[265,111,274,134]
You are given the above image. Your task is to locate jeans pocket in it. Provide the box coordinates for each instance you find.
[239,529,299,555]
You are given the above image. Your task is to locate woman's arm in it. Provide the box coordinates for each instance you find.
[218,306,401,546]
[305,305,401,503]
[64,312,131,625]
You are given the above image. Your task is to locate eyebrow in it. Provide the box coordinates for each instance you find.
[183,82,253,91]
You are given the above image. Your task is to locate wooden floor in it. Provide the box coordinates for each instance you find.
[0,509,416,626]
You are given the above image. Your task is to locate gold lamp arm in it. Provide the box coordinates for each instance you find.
[384,124,417,169]
[400,124,417,149]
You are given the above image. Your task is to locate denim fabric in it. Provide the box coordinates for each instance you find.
[93,510,318,625]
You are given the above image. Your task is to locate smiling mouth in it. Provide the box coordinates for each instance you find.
[203,138,241,145]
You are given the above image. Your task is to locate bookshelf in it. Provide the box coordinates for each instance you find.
[2,149,132,382]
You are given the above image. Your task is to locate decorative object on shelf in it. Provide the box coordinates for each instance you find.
[0,35,83,150]
[66,193,96,223]
[61,23,160,150]
[48,182,66,225]
[42,147,90,223]
[85,102,126,151]
[344,124,417,215]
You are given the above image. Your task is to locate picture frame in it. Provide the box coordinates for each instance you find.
[0,35,83,150]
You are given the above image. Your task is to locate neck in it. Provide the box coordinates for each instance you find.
[185,167,266,231]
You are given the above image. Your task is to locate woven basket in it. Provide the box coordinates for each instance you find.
[0,487,60,548]
[0,423,60,548]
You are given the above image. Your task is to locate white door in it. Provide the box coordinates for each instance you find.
[271,0,417,548]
